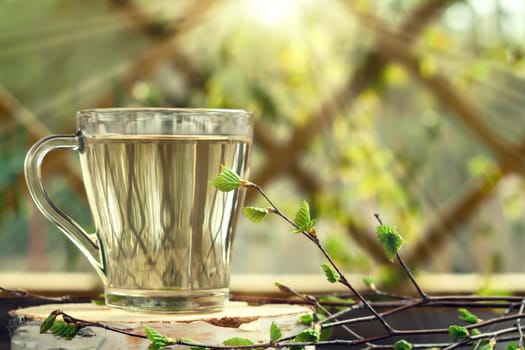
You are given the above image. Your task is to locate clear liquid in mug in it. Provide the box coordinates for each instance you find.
[79,134,250,312]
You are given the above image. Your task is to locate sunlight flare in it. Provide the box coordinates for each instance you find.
[247,0,300,27]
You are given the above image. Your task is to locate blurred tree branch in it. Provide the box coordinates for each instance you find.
[375,29,525,175]
[0,85,85,205]
[249,0,453,263]
[350,3,525,268]
[97,0,214,107]
[6,0,454,270]
[0,1,216,269]
[2,0,521,278]
[250,0,453,189]
[406,137,525,267]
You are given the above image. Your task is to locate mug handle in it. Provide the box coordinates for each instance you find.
[24,133,106,281]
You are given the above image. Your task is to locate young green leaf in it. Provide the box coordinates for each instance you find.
[468,328,483,349]
[209,166,242,192]
[40,312,57,334]
[50,321,66,336]
[479,338,496,350]
[363,276,376,290]
[91,298,105,306]
[90,293,105,305]
[294,328,321,343]
[243,207,269,223]
[298,313,314,325]
[63,325,78,340]
[274,282,293,294]
[318,295,354,304]
[321,263,340,283]
[145,326,172,349]
[318,295,354,312]
[177,337,208,350]
[223,337,254,349]
[289,345,305,350]
[448,325,469,340]
[376,225,403,262]
[458,308,480,324]
[394,339,413,350]
[320,326,334,342]
[293,201,315,234]
[270,321,282,342]
[505,342,518,350]
[479,344,494,350]
[50,321,78,340]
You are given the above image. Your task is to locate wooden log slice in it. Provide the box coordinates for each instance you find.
[9,301,314,349]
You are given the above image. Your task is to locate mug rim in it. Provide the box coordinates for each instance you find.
[78,107,251,115]
[76,107,253,136]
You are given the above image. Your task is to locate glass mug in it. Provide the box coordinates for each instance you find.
[24,108,253,312]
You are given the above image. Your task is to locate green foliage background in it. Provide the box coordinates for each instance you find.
[0,0,524,280]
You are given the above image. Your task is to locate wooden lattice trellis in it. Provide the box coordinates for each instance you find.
[1,0,524,274]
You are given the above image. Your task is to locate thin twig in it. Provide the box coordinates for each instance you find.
[374,214,428,299]
[29,169,525,349]
[275,282,363,340]
[54,311,147,339]
[517,298,525,348]
[395,252,428,299]
[0,286,73,302]
[322,299,424,329]
[317,242,395,333]
[248,183,395,333]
